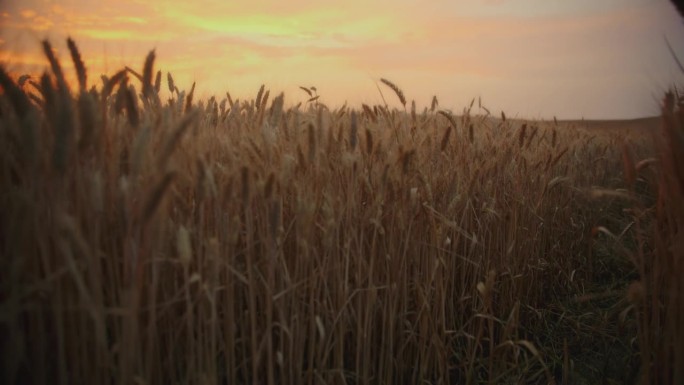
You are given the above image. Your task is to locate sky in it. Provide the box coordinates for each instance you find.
[1,0,684,119]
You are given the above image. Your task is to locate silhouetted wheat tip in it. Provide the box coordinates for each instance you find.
[482,105,491,115]
[362,103,376,122]
[380,78,406,107]
[438,110,458,131]
[125,66,143,82]
[154,70,161,94]
[256,84,265,110]
[260,90,270,113]
[185,82,196,113]
[18,74,30,87]
[67,37,87,91]
[269,92,285,127]
[167,72,175,94]
[142,50,155,98]
[431,95,438,112]
[0,67,31,118]
[102,69,127,101]
[42,40,68,91]
[299,86,312,97]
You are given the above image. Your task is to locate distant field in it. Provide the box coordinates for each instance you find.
[0,41,681,385]
[561,116,660,132]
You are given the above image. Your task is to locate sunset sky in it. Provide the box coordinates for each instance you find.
[1,0,684,119]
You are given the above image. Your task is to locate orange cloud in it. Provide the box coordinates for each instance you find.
[19,9,36,19]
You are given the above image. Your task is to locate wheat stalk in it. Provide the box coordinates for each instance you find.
[185,81,196,113]
[154,70,161,94]
[0,67,31,117]
[67,37,87,92]
[380,78,406,107]
[42,40,67,91]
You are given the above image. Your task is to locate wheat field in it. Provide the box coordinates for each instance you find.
[0,40,682,385]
